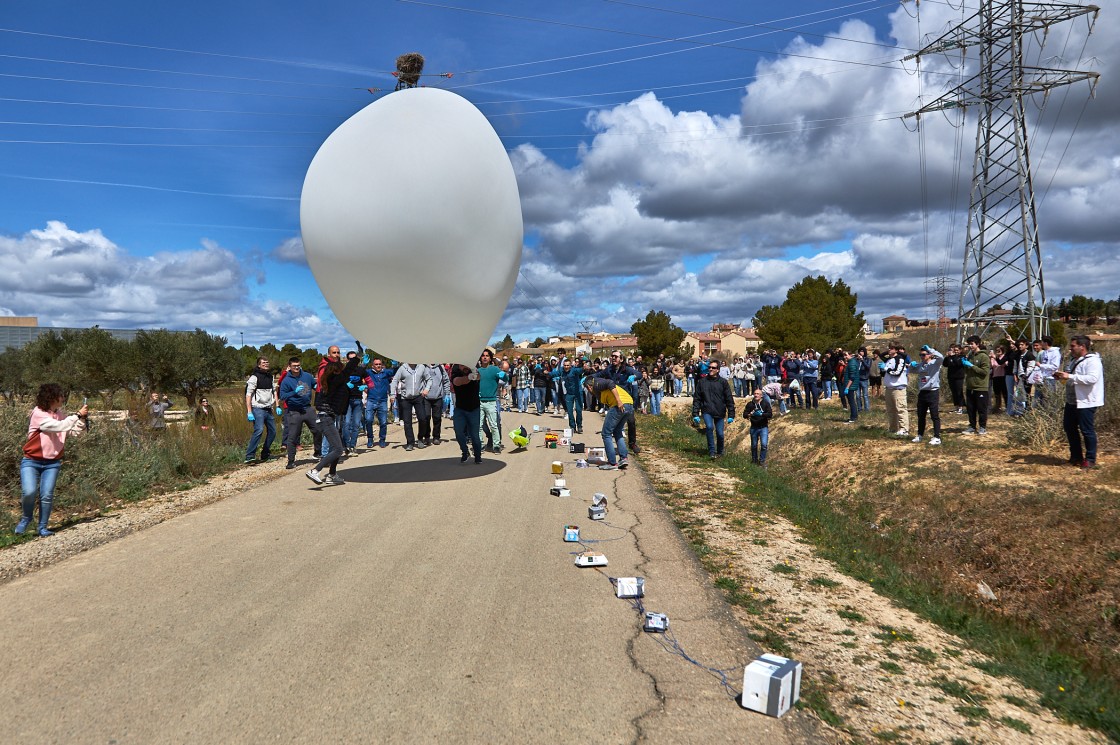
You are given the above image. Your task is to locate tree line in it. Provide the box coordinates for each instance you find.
[0,328,336,409]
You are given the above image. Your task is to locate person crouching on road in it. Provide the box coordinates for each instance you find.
[911,345,944,446]
[746,387,773,466]
[306,360,349,486]
[691,359,735,459]
[585,376,632,471]
[17,383,88,537]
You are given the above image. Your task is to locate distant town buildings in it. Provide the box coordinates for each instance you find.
[0,316,141,350]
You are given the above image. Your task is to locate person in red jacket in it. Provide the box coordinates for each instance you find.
[17,383,88,537]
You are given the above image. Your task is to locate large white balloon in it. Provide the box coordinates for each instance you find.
[300,87,523,364]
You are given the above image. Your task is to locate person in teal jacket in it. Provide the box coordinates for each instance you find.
[840,350,862,423]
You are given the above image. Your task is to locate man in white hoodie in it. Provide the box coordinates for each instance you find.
[881,344,910,437]
[1054,335,1104,469]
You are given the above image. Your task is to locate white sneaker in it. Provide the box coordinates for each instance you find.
[962,427,976,435]
[305,469,323,485]
[978,427,988,435]
[928,437,942,445]
[911,435,922,443]
[896,430,909,437]
[324,473,346,485]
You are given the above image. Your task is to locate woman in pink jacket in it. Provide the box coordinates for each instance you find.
[16,383,88,537]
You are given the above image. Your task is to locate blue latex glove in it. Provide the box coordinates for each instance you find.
[693,416,701,424]
[346,381,355,389]
[247,412,255,422]
[909,361,919,368]
[358,384,368,392]
[361,353,370,366]
[877,362,886,370]
[843,387,849,395]
[962,358,974,368]
[726,417,734,424]
[497,371,507,381]
[275,407,282,416]
[627,375,636,384]
[921,345,931,352]
[295,384,305,394]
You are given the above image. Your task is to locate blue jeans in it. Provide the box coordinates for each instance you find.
[533,386,547,414]
[20,457,61,530]
[750,426,769,464]
[343,398,364,448]
[1063,404,1098,463]
[453,407,482,459]
[1006,376,1021,416]
[843,388,859,420]
[673,378,682,396]
[822,379,833,399]
[515,387,530,412]
[601,404,632,465]
[702,413,726,456]
[803,378,819,408]
[564,393,583,430]
[246,407,276,460]
[788,381,803,408]
[858,380,870,412]
[364,399,389,446]
[650,389,663,415]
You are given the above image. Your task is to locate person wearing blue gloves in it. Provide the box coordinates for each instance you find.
[691,359,736,459]
[279,357,318,469]
[962,335,992,435]
[244,356,279,464]
[911,345,945,445]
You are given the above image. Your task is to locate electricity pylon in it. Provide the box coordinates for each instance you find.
[904,1,1100,341]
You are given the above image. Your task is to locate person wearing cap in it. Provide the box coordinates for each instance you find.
[910,345,944,445]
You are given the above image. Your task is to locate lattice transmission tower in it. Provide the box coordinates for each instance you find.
[905,1,1100,342]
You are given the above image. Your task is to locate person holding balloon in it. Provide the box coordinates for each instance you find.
[450,363,484,464]
[306,359,350,486]
[476,347,508,454]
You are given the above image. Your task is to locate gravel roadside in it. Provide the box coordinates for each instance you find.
[1,458,291,585]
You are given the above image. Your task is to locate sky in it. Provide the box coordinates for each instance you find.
[1,0,1116,352]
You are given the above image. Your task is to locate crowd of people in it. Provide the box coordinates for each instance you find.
[11,332,1103,538]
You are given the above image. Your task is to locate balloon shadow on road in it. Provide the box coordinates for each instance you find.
[338,458,507,483]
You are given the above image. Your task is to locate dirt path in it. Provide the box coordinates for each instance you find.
[646,394,1105,743]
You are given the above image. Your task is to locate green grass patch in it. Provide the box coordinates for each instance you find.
[808,576,841,588]
[770,562,798,575]
[879,661,904,674]
[837,607,866,623]
[1000,716,1032,734]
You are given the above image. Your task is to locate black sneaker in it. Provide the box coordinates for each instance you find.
[460,453,470,463]
[405,444,414,452]
[285,462,296,470]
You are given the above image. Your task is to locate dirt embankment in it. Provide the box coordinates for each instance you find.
[647,393,1114,743]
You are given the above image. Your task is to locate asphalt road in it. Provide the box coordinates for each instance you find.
[0,410,821,744]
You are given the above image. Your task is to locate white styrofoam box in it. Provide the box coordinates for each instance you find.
[615,577,644,598]
[575,552,607,567]
[588,505,606,521]
[563,428,572,439]
[564,525,580,542]
[741,654,802,718]
[643,612,668,633]
[554,478,567,488]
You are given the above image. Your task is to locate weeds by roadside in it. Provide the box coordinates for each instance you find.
[641,407,1120,741]
[1,396,253,547]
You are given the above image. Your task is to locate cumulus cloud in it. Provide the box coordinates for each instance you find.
[271,235,308,265]
[0,222,342,349]
[497,3,1120,341]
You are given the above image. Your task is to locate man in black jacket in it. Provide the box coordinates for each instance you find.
[691,360,736,459]
[745,387,773,465]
